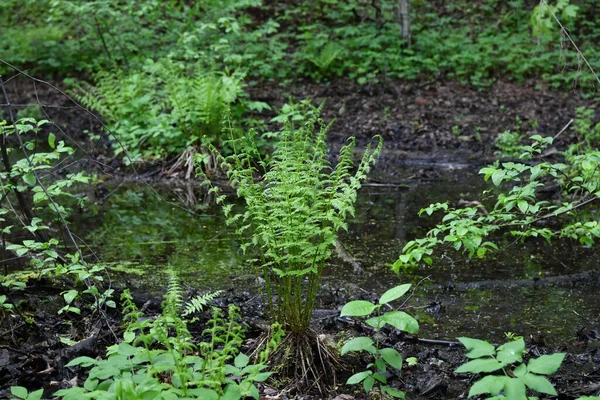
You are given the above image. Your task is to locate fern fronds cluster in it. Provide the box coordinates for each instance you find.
[208,101,382,333]
[72,59,244,163]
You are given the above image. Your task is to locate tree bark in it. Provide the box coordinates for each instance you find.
[398,0,411,47]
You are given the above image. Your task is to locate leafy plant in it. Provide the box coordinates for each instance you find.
[54,276,277,400]
[1,118,112,319]
[340,284,419,398]
[206,101,382,334]
[8,386,44,400]
[393,123,600,272]
[72,59,245,163]
[455,336,565,399]
[494,130,525,158]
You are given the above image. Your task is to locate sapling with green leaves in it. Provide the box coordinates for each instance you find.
[455,336,565,399]
[394,125,600,272]
[340,283,419,398]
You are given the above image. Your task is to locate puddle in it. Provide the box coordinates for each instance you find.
[81,157,600,347]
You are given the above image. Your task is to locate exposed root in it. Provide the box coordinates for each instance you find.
[267,328,344,396]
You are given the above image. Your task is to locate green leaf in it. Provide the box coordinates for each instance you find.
[458,337,496,358]
[513,363,527,377]
[522,373,557,395]
[252,372,273,382]
[365,316,384,329]
[496,338,524,365]
[27,389,44,400]
[468,375,510,396]
[48,133,56,149]
[373,372,387,384]
[346,370,372,385]
[382,311,419,334]
[379,284,411,305]
[527,353,565,375]
[23,173,36,186]
[363,375,375,393]
[341,337,376,355]
[455,358,503,374]
[340,300,376,317]
[492,170,505,186]
[505,378,527,399]
[518,200,528,214]
[380,347,403,369]
[62,290,78,304]
[406,357,418,366]
[10,386,28,399]
[65,356,99,367]
[234,352,249,368]
[382,386,405,398]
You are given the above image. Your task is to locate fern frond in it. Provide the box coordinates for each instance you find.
[182,290,224,317]
[164,269,184,315]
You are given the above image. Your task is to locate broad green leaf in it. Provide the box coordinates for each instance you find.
[252,372,273,382]
[380,348,403,369]
[346,370,371,385]
[455,358,503,373]
[379,284,411,305]
[62,290,78,304]
[382,311,419,334]
[518,200,528,214]
[117,342,138,356]
[65,356,99,367]
[363,375,375,393]
[527,353,565,375]
[522,373,557,395]
[23,173,36,186]
[513,363,527,377]
[496,338,524,365]
[341,337,376,355]
[27,388,44,400]
[234,352,249,368]
[492,170,505,186]
[340,300,376,317]
[373,372,387,384]
[10,386,28,399]
[468,375,510,396]
[83,378,98,391]
[365,316,384,329]
[458,337,496,358]
[505,378,526,399]
[48,133,56,149]
[123,331,135,343]
[382,386,405,398]
[375,358,386,371]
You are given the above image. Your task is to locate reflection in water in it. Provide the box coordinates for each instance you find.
[85,163,599,346]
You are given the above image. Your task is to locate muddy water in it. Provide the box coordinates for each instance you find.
[85,157,600,348]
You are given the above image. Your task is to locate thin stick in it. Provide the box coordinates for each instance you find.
[540,0,600,85]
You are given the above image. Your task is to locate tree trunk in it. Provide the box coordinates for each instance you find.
[398,0,411,47]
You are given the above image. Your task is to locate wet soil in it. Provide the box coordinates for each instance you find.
[2,75,596,166]
[1,75,599,398]
[1,275,598,399]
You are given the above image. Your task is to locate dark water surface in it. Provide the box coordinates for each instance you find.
[83,157,600,347]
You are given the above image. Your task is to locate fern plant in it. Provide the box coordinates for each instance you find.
[72,59,244,163]
[205,101,382,334]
